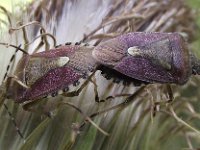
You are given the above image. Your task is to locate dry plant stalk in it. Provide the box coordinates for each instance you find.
[0,0,200,150]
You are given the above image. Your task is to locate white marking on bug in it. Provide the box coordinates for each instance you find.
[127,46,142,56]
[57,57,70,67]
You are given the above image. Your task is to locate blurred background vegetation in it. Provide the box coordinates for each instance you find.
[187,0,200,57]
[0,0,200,150]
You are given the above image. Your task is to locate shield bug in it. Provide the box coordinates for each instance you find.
[1,42,98,104]
[0,43,109,140]
[93,32,200,85]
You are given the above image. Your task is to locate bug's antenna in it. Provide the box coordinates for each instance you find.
[0,44,25,141]
[3,104,25,142]
[3,44,22,80]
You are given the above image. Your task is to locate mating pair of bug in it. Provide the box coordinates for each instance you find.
[1,32,200,106]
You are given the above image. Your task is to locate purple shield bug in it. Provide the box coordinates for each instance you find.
[0,43,111,140]
[93,32,200,85]
[2,43,98,103]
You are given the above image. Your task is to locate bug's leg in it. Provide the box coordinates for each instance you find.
[79,86,146,129]
[88,76,101,102]
[89,77,132,103]
[0,45,27,140]
[96,93,133,103]
[62,79,90,97]
[62,71,97,98]
[1,85,26,141]
[1,77,26,141]
[6,75,29,89]
[52,102,109,149]
[3,104,25,141]
[89,73,134,103]
[22,98,53,117]
[96,83,133,102]
[61,102,109,136]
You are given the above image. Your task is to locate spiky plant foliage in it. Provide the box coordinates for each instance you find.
[0,0,200,150]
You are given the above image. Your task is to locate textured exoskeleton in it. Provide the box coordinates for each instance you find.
[7,44,98,103]
[93,32,200,84]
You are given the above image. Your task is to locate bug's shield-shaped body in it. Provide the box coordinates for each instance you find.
[9,45,97,103]
[93,32,191,84]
